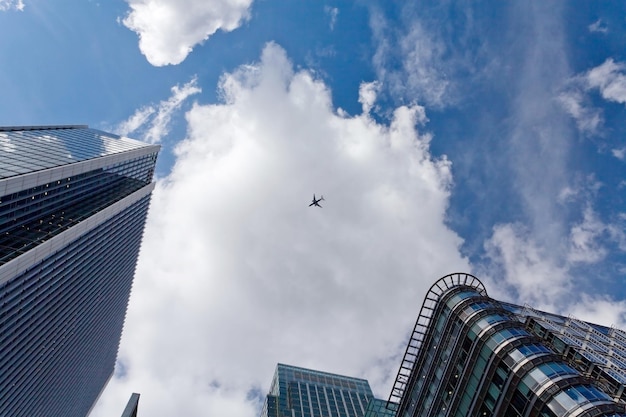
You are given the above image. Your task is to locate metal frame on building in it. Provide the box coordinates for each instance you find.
[387,272,487,408]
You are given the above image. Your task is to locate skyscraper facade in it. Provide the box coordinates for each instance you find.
[0,125,159,416]
[120,393,140,417]
[388,273,626,417]
[260,363,375,417]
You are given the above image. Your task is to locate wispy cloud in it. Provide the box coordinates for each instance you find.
[0,0,24,11]
[588,19,608,34]
[324,6,338,31]
[91,42,469,416]
[483,204,620,311]
[568,206,609,264]
[482,223,570,310]
[116,106,156,137]
[569,294,626,330]
[116,77,201,144]
[429,4,626,319]
[369,9,451,108]
[612,147,626,161]
[503,3,573,252]
[557,89,603,135]
[368,3,500,109]
[558,58,626,136]
[398,22,450,107]
[586,58,626,105]
[122,0,254,66]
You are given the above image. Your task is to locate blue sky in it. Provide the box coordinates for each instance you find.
[2,1,626,416]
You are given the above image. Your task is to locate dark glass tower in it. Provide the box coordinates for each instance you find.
[388,273,626,417]
[0,126,159,416]
[260,363,375,417]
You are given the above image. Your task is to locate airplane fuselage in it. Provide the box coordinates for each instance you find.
[309,194,324,207]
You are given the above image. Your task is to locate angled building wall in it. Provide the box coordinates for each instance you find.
[0,126,159,416]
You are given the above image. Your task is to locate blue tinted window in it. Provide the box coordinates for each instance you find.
[518,343,551,357]
[446,290,480,308]
[538,362,577,378]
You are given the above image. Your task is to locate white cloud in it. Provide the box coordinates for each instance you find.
[369,10,450,107]
[398,23,450,107]
[116,77,201,143]
[588,19,608,34]
[568,206,608,264]
[586,59,626,105]
[116,106,156,137]
[613,147,626,161]
[483,223,570,310]
[358,81,381,115]
[91,43,469,416]
[559,59,626,135]
[0,0,23,11]
[324,6,338,31]
[483,202,626,311]
[557,89,603,135]
[122,0,254,66]
[367,4,497,109]
[569,294,626,330]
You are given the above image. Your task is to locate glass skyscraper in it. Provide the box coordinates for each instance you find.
[0,125,159,416]
[260,363,375,417]
[388,273,626,417]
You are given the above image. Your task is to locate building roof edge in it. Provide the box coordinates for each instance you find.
[0,125,89,131]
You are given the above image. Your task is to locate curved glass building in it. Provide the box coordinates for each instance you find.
[0,126,159,416]
[388,273,626,417]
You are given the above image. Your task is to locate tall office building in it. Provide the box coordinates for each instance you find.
[0,126,159,416]
[260,363,375,417]
[120,393,140,417]
[388,273,626,417]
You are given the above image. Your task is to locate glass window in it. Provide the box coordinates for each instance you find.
[508,343,551,365]
[445,290,480,308]
[521,361,577,392]
[544,385,611,416]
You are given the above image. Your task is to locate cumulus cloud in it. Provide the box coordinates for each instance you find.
[116,77,201,143]
[0,0,24,11]
[91,43,469,416]
[122,0,254,66]
[358,81,381,115]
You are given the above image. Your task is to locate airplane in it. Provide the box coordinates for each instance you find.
[309,194,324,208]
